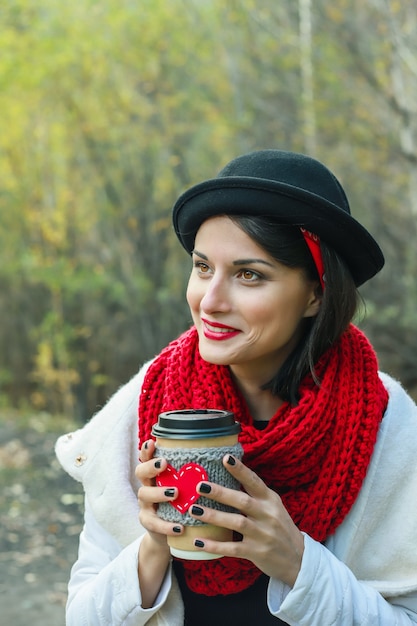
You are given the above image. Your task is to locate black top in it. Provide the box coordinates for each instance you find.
[173,560,288,626]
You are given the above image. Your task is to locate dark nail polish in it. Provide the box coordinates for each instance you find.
[199,482,211,494]
[173,526,182,533]
[227,455,236,466]
[194,539,205,548]
[154,460,161,469]
[164,488,175,497]
[191,505,204,516]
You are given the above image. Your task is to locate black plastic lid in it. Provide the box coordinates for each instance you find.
[152,409,240,440]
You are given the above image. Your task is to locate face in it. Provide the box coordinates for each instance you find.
[186,216,321,385]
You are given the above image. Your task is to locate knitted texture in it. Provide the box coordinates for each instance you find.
[155,443,243,525]
[138,324,388,596]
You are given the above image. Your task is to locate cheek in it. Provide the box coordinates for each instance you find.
[186,277,200,311]
[254,295,304,333]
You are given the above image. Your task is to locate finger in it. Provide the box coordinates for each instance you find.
[192,536,242,558]
[223,454,270,499]
[189,503,252,537]
[138,484,178,504]
[138,483,183,538]
[135,456,167,482]
[195,477,257,518]
[139,438,156,463]
[139,504,184,538]
[197,482,250,511]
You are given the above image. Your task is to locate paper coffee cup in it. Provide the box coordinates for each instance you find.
[152,409,243,560]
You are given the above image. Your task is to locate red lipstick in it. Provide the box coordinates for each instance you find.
[201,319,240,341]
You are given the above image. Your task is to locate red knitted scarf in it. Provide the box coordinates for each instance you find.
[138,324,388,596]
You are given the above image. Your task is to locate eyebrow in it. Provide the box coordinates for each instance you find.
[192,249,275,268]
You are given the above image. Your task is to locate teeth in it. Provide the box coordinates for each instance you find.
[205,323,233,333]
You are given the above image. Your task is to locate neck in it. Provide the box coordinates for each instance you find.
[230,371,284,421]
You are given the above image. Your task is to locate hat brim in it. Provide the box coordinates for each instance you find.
[172,176,384,287]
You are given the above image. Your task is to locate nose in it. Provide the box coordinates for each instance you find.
[200,275,231,314]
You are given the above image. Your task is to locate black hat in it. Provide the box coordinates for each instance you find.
[172,149,384,286]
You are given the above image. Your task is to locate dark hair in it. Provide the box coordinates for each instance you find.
[230,215,360,404]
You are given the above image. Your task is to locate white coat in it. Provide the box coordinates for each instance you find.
[56,366,417,625]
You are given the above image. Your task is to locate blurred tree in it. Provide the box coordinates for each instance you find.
[313,0,417,393]
[0,0,415,418]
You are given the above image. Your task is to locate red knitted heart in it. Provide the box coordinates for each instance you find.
[156,462,208,513]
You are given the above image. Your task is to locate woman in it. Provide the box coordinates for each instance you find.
[56,150,417,625]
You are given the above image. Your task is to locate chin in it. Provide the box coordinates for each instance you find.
[199,352,230,366]
[197,344,232,366]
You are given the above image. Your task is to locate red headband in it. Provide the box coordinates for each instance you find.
[300,228,325,290]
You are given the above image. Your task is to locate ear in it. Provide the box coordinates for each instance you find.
[304,283,322,318]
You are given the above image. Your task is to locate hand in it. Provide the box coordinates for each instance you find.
[136,440,182,608]
[190,454,304,587]
[135,439,184,550]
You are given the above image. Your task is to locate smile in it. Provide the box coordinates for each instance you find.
[202,319,241,341]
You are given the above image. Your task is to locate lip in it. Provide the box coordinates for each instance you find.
[201,319,241,341]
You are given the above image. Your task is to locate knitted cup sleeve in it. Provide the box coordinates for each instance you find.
[155,442,243,525]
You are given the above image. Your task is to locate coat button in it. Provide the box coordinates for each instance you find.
[75,453,87,467]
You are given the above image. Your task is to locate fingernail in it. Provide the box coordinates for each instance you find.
[154,459,161,469]
[191,505,204,516]
[194,539,205,548]
[173,526,182,533]
[227,455,236,466]
[164,488,175,497]
[199,482,211,494]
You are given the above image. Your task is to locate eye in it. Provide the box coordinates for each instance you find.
[194,261,211,274]
[237,269,261,281]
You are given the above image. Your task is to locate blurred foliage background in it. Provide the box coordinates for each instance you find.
[0,0,416,421]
